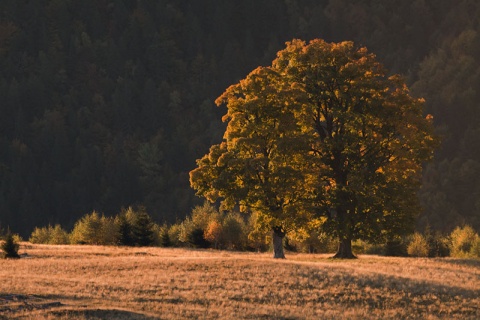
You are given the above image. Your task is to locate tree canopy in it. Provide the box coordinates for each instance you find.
[190,39,436,258]
[191,67,315,227]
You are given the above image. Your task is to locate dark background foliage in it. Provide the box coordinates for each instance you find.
[1,0,479,236]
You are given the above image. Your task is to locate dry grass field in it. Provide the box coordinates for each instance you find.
[1,243,479,319]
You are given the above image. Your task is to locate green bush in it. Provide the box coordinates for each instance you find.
[221,212,246,250]
[14,234,23,243]
[363,242,385,255]
[150,223,161,246]
[99,215,118,245]
[178,217,194,245]
[192,202,220,230]
[245,212,270,252]
[49,225,70,244]
[132,209,155,247]
[158,224,172,247]
[167,223,182,247]
[30,225,69,244]
[471,235,480,258]
[188,228,210,248]
[70,211,103,245]
[407,233,429,257]
[179,202,220,248]
[2,232,20,259]
[115,212,135,246]
[384,237,409,257]
[424,228,450,257]
[114,207,156,247]
[352,239,376,255]
[290,230,337,254]
[204,220,223,249]
[450,225,478,258]
[29,226,50,244]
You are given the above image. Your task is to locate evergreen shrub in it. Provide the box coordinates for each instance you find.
[159,225,172,247]
[30,225,69,244]
[384,237,409,257]
[70,211,103,245]
[2,232,20,259]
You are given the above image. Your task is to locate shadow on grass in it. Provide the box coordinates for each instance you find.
[0,294,159,320]
[47,308,159,320]
[284,260,479,317]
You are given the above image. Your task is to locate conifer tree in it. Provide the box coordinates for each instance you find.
[2,231,20,259]
[115,214,135,246]
[132,210,155,247]
[159,225,172,247]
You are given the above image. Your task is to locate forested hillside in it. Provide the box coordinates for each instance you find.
[1,0,479,236]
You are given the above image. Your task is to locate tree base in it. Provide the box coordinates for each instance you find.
[272,226,286,259]
[332,252,357,259]
[332,238,357,259]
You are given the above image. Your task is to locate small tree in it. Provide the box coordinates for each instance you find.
[30,226,51,244]
[191,202,220,231]
[204,220,223,249]
[30,225,69,244]
[407,233,429,257]
[70,211,102,245]
[115,213,135,246]
[424,226,450,257]
[49,225,70,244]
[221,212,247,250]
[100,215,118,245]
[180,202,220,248]
[159,224,172,247]
[385,236,409,257]
[2,232,20,259]
[188,228,210,248]
[132,209,155,247]
[167,223,182,247]
[246,212,270,252]
[450,225,478,257]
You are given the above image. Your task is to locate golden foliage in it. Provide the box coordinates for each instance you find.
[191,38,437,248]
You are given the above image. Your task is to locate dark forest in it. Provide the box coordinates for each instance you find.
[1,0,479,236]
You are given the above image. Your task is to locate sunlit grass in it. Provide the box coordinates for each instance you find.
[1,243,479,319]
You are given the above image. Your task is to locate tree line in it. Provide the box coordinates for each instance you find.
[2,203,479,260]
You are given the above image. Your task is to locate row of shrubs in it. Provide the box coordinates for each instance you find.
[405,226,480,258]
[29,203,266,250]
[289,225,480,258]
[30,206,163,247]
[27,203,480,259]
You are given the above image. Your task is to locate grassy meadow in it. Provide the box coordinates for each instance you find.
[1,243,479,319]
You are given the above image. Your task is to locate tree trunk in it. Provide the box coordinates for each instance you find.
[333,237,356,259]
[272,226,286,259]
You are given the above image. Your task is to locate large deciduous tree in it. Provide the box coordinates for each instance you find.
[275,39,436,258]
[190,39,436,259]
[190,67,319,258]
